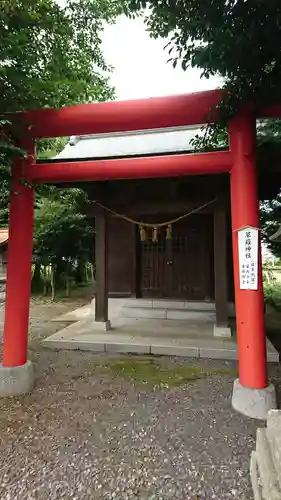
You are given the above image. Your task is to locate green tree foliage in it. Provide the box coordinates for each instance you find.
[31,140,95,296]
[32,185,95,298]
[37,138,68,160]
[1,0,121,113]
[0,0,124,294]
[34,188,94,266]
[260,195,281,260]
[0,0,124,155]
[127,1,281,121]
[0,165,12,226]
[189,115,281,259]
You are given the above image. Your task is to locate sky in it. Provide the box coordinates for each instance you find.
[101,16,223,100]
[55,2,223,100]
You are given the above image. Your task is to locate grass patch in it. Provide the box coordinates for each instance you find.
[100,358,237,389]
[264,282,281,312]
[31,283,93,303]
[265,306,281,354]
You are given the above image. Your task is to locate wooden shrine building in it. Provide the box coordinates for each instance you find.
[53,126,235,327]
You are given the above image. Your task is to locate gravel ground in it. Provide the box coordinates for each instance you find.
[0,299,280,500]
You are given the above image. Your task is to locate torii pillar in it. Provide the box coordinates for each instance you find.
[229,111,276,419]
[0,139,35,397]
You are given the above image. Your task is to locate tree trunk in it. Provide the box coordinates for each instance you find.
[66,277,71,297]
[51,263,55,302]
[54,258,65,289]
[33,262,41,282]
[91,264,94,282]
[31,262,42,292]
[75,259,86,283]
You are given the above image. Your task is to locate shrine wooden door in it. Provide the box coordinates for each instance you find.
[139,214,213,300]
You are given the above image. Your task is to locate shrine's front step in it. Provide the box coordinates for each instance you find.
[119,306,216,322]
[123,299,216,311]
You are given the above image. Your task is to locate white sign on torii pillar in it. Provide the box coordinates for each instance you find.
[237,226,259,291]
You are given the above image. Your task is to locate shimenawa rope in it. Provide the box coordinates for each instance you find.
[93,197,217,242]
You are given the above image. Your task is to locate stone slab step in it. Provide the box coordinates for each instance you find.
[119,306,216,322]
[123,299,216,311]
[43,328,279,363]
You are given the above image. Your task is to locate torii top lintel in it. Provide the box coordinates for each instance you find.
[15,88,281,140]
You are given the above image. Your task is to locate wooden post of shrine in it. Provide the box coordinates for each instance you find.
[94,207,110,330]
[213,203,230,336]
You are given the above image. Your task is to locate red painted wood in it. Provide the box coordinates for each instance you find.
[2,143,34,367]
[26,151,232,183]
[9,88,281,142]
[19,89,222,139]
[229,113,267,389]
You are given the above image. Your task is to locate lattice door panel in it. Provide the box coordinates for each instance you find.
[140,229,167,298]
[139,215,212,299]
[171,227,210,299]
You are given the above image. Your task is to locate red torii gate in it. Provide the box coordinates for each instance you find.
[1,89,278,419]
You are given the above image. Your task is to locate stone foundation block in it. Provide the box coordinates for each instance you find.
[232,379,277,420]
[92,320,111,331]
[0,360,35,397]
[213,324,232,338]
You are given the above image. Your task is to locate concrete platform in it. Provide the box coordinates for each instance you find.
[46,304,279,362]
[51,298,233,324]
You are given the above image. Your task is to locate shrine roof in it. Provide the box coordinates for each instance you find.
[51,120,270,162]
[53,125,208,160]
